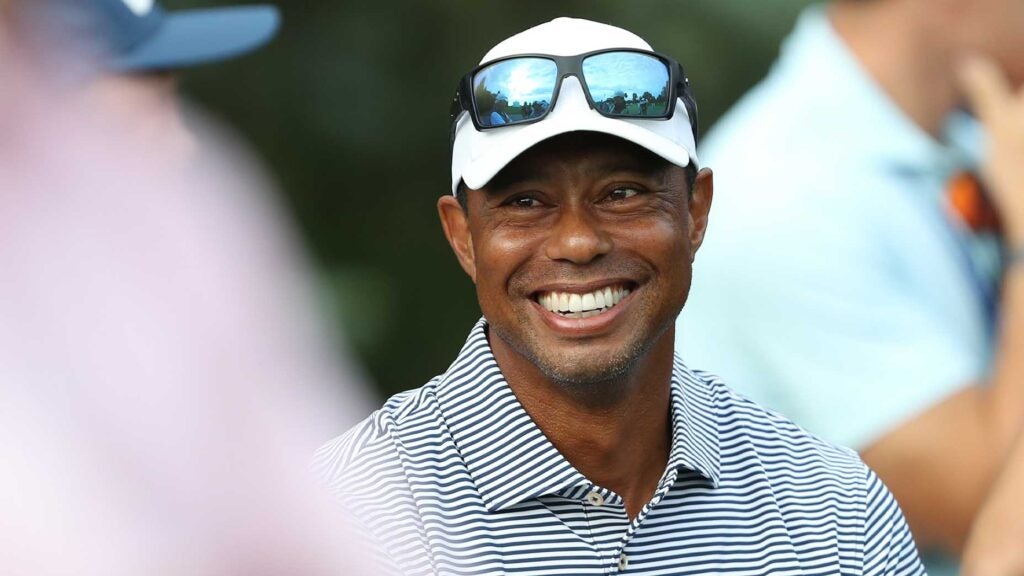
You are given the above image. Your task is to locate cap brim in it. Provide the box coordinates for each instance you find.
[112,5,280,72]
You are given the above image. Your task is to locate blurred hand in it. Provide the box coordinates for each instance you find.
[958,55,1024,247]
[957,55,1024,576]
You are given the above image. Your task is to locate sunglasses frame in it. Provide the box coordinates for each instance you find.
[449,48,698,142]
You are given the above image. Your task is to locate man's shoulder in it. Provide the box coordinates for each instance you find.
[693,368,866,475]
[312,380,451,575]
[684,368,924,569]
[313,378,444,488]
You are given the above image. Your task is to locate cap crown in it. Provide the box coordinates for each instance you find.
[120,0,156,17]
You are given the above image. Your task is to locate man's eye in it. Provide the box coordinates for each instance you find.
[505,196,541,208]
[607,187,640,201]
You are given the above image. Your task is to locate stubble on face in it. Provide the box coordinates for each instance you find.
[488,304,679,406]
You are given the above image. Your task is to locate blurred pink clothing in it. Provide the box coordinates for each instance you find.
[0,36,375,575]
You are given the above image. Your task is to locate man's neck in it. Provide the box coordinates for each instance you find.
[492,335,675,520]
[829,1,957,137]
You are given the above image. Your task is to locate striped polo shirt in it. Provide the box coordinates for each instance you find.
[315,319,925,575]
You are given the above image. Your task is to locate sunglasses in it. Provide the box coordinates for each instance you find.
[449,49,698,139]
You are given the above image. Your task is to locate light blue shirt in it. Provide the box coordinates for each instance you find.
[678,6,997,574]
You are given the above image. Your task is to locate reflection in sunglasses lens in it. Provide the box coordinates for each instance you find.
[582,52,670,117]
[473,58,557,127]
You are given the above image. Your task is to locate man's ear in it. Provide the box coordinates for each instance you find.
[688,167,713,261]
[438,195,477,283]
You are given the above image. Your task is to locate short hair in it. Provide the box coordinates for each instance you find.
[455,162,698,213]
[455,180,469,212]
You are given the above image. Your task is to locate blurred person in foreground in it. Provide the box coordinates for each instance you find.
[315,17,924,575]
[677,0,1024,573]
[0,1,374,574]
[13,0,282,159]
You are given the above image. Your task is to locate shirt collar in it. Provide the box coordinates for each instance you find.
[434,318,720,512]
[667,356,721,488]
[779,6,970,178]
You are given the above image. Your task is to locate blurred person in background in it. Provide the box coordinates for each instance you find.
[315,17,924,575]
[958,55,1024,576]
[963,436,1024,576]
[677,0,1024,573]
[0,0,374,574]
[963,434,1024,576]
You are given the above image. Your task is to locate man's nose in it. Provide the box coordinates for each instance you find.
[543,204,613,264]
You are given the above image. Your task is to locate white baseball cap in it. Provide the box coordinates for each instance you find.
[450,17,699,194]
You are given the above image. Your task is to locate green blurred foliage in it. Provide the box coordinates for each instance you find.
[178,0,817,400]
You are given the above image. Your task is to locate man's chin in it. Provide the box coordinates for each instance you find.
[533,348,641,389]
[490,318,656,400]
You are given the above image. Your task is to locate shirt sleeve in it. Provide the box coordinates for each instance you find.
[678,166,984,449]
[862,468,926,575]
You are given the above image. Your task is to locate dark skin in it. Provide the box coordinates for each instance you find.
[438,133,713,518]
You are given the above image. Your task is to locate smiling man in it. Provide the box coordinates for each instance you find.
[315,18,924,575]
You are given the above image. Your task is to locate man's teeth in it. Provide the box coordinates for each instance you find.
[538,286,632,318]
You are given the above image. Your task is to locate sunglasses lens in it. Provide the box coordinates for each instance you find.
[582,52,671,118]
[472,58,557,127]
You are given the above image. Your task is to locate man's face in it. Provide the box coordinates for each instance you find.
[439,132,712,388]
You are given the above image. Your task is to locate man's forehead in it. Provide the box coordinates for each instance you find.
[482,132,675,191]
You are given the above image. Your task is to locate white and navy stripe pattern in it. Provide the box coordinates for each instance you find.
[315,319,925,575]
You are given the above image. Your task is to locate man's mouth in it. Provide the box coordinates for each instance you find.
[535,284,633,319]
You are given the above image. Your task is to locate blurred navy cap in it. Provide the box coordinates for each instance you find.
[37,0,281,72]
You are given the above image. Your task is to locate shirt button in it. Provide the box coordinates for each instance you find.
[618,553,629,571]
[585,490,605,507]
